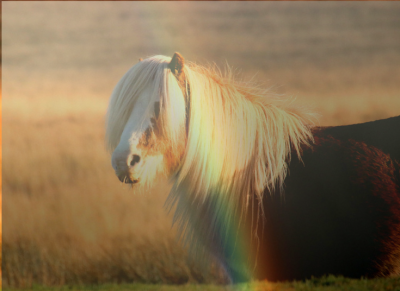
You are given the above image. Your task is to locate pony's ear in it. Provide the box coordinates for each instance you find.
[168,52,185,78]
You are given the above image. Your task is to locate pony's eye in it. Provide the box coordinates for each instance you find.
[154,101,160,119]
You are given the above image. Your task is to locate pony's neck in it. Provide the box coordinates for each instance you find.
[167,65,315,270]
[175,66,314,204]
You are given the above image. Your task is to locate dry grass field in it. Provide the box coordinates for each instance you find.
[2,2,400,289]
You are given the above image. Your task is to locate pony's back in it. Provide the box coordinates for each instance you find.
[316,116,400,162]
[250,122,400,281]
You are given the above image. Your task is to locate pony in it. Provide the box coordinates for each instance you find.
[106,52,400,283]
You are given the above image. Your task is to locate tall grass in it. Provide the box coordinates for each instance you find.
[2,105,228,287]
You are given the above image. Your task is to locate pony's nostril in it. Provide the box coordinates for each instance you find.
[130,154,141,167]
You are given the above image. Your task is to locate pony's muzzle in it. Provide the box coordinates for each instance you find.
[112,150,142,184]
[115,164,140,184]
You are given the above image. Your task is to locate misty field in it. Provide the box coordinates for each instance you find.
[2,2,400,290]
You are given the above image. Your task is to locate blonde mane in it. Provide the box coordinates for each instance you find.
[106,55,315,266]
[168,62,315,263]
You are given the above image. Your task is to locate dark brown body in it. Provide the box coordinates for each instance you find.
[228,116,400,282]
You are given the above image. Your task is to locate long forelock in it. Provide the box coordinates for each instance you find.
[106,56,186,154]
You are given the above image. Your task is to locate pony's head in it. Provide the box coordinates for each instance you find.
[106,52,314,195]
[106,53,188,186]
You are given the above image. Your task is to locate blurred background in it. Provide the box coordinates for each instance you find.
[3,2,400,288]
